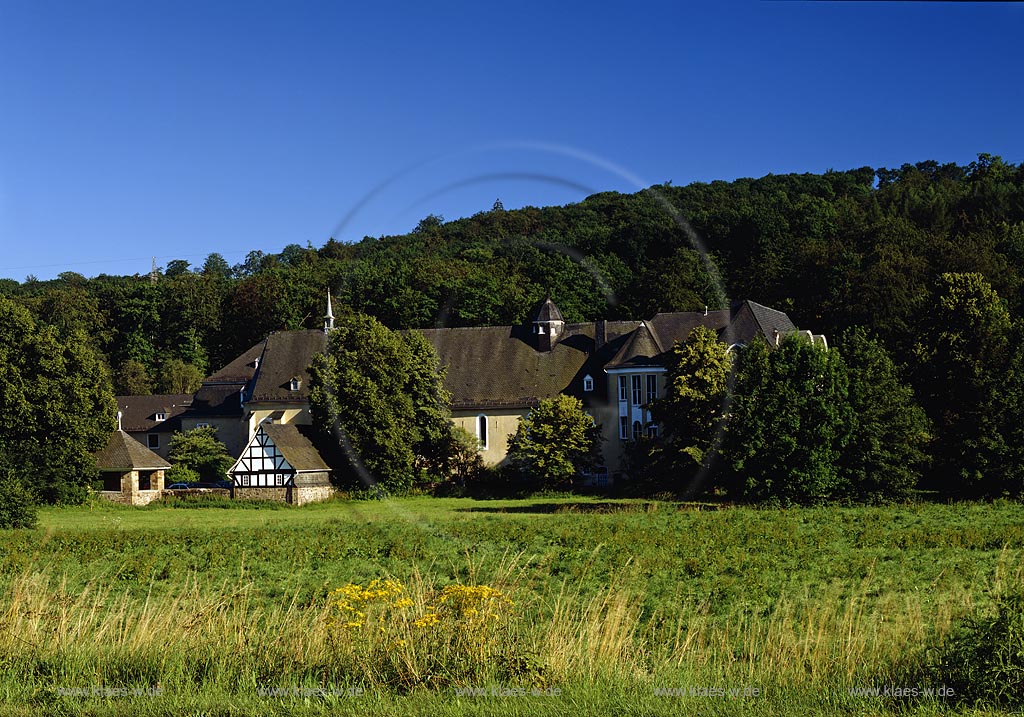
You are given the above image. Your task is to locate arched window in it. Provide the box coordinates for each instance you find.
[632,420,642,441]
[583,374,594,392]
[477,414,488,450]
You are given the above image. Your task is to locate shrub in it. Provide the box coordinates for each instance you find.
[913,581,1024,708]
[164,464,200,486]
[0,471,38,529]
[167,427,233,483]
[327,577,523,689]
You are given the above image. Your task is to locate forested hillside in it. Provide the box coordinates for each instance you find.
[5,154,1022,386]
[3,154,1024,499]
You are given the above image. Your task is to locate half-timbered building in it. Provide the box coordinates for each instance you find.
[229,423,333,505]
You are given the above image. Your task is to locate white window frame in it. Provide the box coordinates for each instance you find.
[583,374,594,392]
[619,416,628,440]
[154,412,166,422]
[617,376,628,402]
[632,420,643,441]
[646,374,657,404]
[476,414,489,450]
[631,375,642,405]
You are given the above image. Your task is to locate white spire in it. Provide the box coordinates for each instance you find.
[117,411,123,431]
[324,289,335,333]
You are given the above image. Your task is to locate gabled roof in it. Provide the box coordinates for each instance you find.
[95,430,172,472]
[260,424,330,472]
[116,394,192,432]
[605,322,665,370]
[723,300,796,346]
[248,330,327,403]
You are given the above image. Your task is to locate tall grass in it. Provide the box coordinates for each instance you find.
[1,551,1016,712]
[3,498,1023,715]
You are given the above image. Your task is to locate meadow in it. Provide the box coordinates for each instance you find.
[0,494,1022,716]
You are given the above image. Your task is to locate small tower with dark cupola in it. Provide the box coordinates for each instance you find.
[530,296,565,352]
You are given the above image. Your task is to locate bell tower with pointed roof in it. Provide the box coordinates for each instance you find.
[324,289,335,333]
[528,296,565,352]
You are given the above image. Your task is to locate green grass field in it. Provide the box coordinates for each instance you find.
[1,495,1022,716]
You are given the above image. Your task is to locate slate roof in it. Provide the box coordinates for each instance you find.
[189,384,245,417]
[605,322,665,369]
[530,296,564,323]
[248,330,327,403]
[205,341,266,384]
[95,430,172,471]
[116,394,193,432]
[420,300,803,409]
[422,324,593,409]
[261,424,330,472]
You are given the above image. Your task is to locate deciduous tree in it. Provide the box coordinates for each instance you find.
[506,394,602,486]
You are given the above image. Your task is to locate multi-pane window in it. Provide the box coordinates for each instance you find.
[147,434,159,450]
[583,375,594,392]
[619,416,628,440]
[646,375,658,404]
[647,423,659,439]
[631,375,642,405]
[618,376,628,401]
[632,420,642,441]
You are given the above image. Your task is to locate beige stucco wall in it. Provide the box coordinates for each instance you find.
[179,416,248,458]
[245,404,311,443]
[451,408,528,466]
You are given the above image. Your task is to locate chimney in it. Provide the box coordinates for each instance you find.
[595,320,606,350]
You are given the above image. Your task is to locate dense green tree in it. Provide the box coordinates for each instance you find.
[308,313,453,493]
[157,359,205,394]
[0,470,38,529]
[0,296,116,504]
[201,252,232,280]
[912,273,1013,495]
[837,327,931,502]
[506,395,602,486]
[650,326,732,481]
[722,336,853,504]
[167,427,233,483]
[164,260,192,278]
[114,359,154,395]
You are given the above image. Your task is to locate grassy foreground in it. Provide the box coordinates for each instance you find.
[0,495,1022,716]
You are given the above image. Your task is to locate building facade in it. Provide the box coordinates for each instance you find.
[119,295,819,478]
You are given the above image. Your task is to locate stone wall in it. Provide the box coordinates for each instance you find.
[233,485,335,506]
[99,489,163,506]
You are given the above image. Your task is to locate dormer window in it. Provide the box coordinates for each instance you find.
[289,377,301,392]
[154,412,167,422]
[583,374,594,392]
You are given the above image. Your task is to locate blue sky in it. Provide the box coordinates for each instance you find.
[0,0,1021,281]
